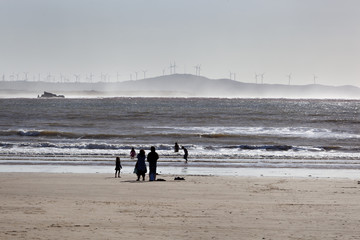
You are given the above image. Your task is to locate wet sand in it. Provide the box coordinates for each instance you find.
[1,173,360,239]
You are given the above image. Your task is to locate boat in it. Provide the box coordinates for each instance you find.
[38,91,65,98]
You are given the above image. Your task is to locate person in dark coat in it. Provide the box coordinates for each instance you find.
[115,157,122,178]
[135,149,147,181]
[182,146,188,163]
[174,142,179,152]
[147,146,159,181]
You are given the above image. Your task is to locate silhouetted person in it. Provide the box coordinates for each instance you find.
[147,146,159,181]
[174,142,179,152]
[115,157,122,178]
[130,147,136,159]
[182,146,188,163]
[135,149,147,181]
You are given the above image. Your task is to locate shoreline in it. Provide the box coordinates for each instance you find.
[1,172,360,239]
[1,164,360,179]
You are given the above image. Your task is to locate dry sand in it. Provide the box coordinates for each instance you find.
[1,173,360,240]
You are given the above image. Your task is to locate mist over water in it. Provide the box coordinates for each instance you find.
[1,74,360,99]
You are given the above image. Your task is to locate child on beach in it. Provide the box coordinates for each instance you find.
[115,157,122,178]
[130,148,136,159]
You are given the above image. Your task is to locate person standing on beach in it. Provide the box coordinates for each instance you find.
[174,142,179,152]
[147,146,159,181]
[182,146,188,163]
[135,149,147,181]
[130,147,136,159]
[115,157,122,178]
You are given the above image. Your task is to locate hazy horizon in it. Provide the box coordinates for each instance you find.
[1,0,359,88]
[1,73,360,99]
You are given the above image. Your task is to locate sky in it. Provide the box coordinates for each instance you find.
[0,0,359,86]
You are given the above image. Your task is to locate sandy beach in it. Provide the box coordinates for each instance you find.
[1,173,360,240]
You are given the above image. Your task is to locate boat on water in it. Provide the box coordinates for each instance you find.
[38,91,65,98]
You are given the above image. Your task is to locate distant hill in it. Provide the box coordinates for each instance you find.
[0,74,359,99]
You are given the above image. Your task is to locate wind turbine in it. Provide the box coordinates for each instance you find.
[287,73,292,85]
[142,70,147,79]
[85,73,92,82]
[254,73,258,84]
[60,73,64,83]
[169,62,176,74]
[73,74,80,83]
[89,73,94,83]
[229,72,236,81]
[194,65,198,75]
[194,64,201,76]
[23,72,29,81]
[260,73,265,84]
[101,73,108,82]
[169,63,173,74]
[313,74,318,84]
[47,73,52,82]
[162,68,166,76]
[134,71,138,80]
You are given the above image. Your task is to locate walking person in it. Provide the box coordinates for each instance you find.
[135,149,147,181]
[115,157,122,178]
[147,146,159,181]
[182,146,188,163]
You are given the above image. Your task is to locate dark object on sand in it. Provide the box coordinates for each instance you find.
[156,178,166,181]
[174,177,185,181]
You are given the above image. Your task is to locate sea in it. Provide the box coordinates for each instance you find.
[1,98,359,178]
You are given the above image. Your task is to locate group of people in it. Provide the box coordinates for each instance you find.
[115,143,188,180]
[174,142,188,162]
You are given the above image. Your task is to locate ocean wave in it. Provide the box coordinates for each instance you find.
[15,129,79,138]
[147,126,360,139]
[0,129,126,139]
[0,143,14,148]
[1,129,203,140]
[222,144,359,152]
[1,140,359,155]
[1,126,359,141]
[239,145,293,151]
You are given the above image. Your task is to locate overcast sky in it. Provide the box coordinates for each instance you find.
[0,0,359,86]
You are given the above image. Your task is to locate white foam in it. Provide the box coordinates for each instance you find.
[1,164,360,179]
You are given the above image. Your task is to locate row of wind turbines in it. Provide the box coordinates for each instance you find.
[0,62,201,83]
[252,73,318,85]
[1,72,124,83]
[1,64,320,85]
